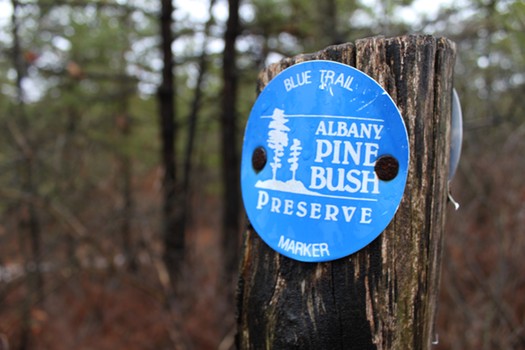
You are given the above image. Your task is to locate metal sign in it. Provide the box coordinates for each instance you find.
[241,60,409,262]
[449,88,463,181]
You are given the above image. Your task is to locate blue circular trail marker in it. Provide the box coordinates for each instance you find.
[241,60,409,262]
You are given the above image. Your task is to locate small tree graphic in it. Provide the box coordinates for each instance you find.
[267,108,290,180]
[288,139,302,181]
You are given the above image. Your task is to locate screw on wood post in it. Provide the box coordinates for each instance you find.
[236,35,456,349]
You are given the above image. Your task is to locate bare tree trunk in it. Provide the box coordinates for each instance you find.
[117,8,137,273]
[237,35,456,349]
[182,0,216,223]
[158,0,184,284]
[10,1,43,348]
[220,0,241,278]
[117,114,136,272]
[62,108,81,268]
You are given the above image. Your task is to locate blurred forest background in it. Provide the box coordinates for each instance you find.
[0,0,524,349]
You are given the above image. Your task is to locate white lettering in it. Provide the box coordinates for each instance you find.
[319,69,335,89]
[313,121,383,139]
[360,170,380,194]
[315,121,327,135]
[314,139,332,163]
[372,124,384,140]
[284,70,312,91]
[310,166,326,190]
[319,70,353,91]
[342,141,362,165]
[327,121,337,136]
[360,207,373,224]
[255,191,372,224]
[295,241,303,255]
[334,72,345,86]
[297,201,308,217]
[271,197,281,212]
[278,235,291,250]
[337,122,347,138]
[342,206,357,222]
[312,244,320,257]
[345,169,362,193]
[315,139,373,166]
[332,140,341,164]
[327,167,346,191]
[310,203,322,219]
[256,190,269,209]
[309,166,379,194]
[283,199,294,215]
[325,204,339,221]
[320,243,330,256]
[344,75,354,90]
[363,143,379,166]
[278,235,331,258]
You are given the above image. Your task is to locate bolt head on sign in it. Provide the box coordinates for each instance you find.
[241,60,409,262]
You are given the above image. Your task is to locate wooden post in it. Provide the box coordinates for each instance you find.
[236,35,456,349]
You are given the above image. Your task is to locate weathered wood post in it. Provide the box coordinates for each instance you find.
[237,35,456,349]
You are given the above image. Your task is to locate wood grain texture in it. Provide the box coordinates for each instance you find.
[237,35,456,350]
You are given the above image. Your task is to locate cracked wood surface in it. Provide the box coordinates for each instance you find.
[237,35,456,350]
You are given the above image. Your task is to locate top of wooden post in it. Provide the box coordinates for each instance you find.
[238,34,456,350]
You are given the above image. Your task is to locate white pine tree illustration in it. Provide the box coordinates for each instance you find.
[267,108,290,180]
[288,139,302,181]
